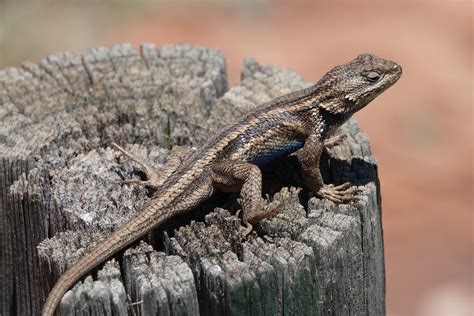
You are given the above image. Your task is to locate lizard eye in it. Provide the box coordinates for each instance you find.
[366,71,381,82]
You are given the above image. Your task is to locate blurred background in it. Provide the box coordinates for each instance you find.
[0,0,471,315]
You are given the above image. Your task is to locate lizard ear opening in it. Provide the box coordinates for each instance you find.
[314,72,350,114]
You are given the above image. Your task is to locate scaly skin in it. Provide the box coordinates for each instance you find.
[42,53,401,315]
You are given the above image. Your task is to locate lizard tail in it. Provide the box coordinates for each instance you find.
[42,203,174,316]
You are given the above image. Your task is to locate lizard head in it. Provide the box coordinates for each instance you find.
[317,53,402,115]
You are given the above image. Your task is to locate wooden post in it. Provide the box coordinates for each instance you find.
[0,43,385,315]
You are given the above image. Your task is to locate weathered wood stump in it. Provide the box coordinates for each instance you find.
[0,43,385,315]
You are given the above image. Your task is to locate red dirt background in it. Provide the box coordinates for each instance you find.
[1,1,472,315]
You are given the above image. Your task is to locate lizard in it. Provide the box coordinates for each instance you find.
[42,53,401,316]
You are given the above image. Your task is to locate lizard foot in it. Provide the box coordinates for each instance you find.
[111,142,161,190]
[235,210,253,237]
[239,221,253,238]
[238,201,285,238]
[324,134,347,149]
[316,182,361,203]
[247,201,285,224]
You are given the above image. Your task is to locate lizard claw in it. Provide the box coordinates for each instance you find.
[324,134,347,149]
[235,210,253,238]
[316,182,361,203]
[246,201,285,225]
[239,222,253,238]
[111,142,162,189]
[238,201,285,238]
[119,178,160,190]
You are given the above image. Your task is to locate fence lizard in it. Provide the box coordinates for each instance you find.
[42,53,401,315]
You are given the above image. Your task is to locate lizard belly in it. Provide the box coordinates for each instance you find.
[249,138,304,166]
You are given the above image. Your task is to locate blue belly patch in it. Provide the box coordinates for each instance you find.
[251,139,304,166]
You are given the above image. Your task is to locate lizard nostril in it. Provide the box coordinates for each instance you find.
[391,64,402,75]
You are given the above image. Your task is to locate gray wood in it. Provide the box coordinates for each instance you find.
[0,43,385,315]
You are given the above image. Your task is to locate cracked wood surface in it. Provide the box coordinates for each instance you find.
[0,43,385,315]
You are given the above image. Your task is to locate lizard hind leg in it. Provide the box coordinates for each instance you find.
[111,142,194,190]
[212,160,283,236]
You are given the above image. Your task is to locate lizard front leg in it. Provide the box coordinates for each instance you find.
[296,135,360,203]
[111,143,194,189]
[212,160,283,236]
